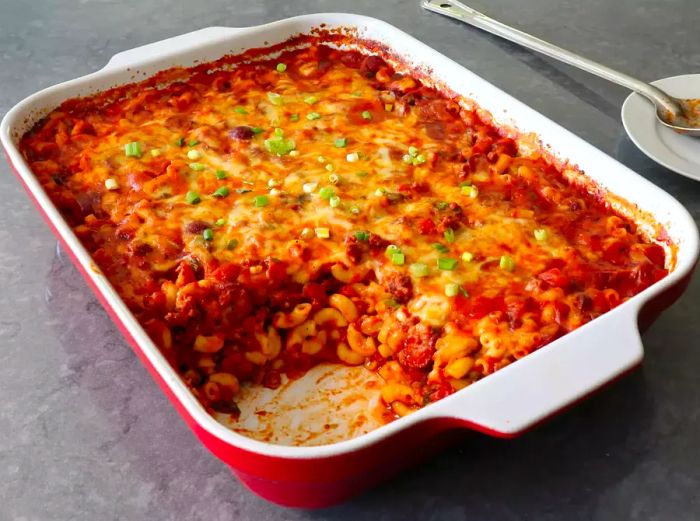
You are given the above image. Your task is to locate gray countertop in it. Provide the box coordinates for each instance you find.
[1,1,700,520]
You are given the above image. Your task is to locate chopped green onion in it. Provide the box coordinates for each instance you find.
[185,191,201,204]
[203,228,214,241]
[234,106,248,115]
[408,146,419,157]
[445,283,459,297]
[402,154,412,164]
[432,243,449,253]
[355,231,369,241]
[409,263,429,278]
[462,185,479,198]
[289,150,300,157]
[461,251,474,263]
[385,103,393,112]
[534,229,549,241]
[349,205,360,214]
[437,257,458,271]
[251,126,265,134]
[150,148,161,157]
[386,245,401,257]
[356,171,369,177]
[315,227,330,239]
[329,195,341,208]
[459,286,469,297]
[175,137,185,147]
[414,154,426,165]
[325,164,334,172]
[189,163,205,171]
[436,201,450,210]
[319,187,335,200]
[276,63,287,73]
[317,155,326,163]
[328,173,339,184]
[346,152,360,162]
[304,95,319,105]
[352,90,362,97]
[187,149,201,160]
[264,137,296,156]
[391,253,405,266]
[307,112,321,120]
[213,187,230,198]
[267,92,284,105]
[290,113,299,122]
[253,195,270,207]
[235,187,252,194]
[361,110,372,120]
[104,178,119,191]
[335,137,347,148]
[227,239,239,250]
[459,181,471,188]
[188,140,199,147]
[215,218,226,227]
[444,228,455,243]
[274,127,284,137]
[500,255,516,272]
[124,141,142,158]
[215,170,227,180]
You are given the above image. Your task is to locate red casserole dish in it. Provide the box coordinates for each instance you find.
[2,15,697,508]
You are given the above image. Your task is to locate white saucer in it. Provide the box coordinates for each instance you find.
[621,74,700,181]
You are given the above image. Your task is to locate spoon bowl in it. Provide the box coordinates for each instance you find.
[659,99,700,136]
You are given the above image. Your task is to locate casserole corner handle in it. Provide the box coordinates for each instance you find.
[102,26,244,71]
[427,306,644,437]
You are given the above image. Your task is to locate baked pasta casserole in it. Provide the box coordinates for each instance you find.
[20,37,669,424]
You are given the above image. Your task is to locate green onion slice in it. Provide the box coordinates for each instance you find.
[437,257,458,271]
[267,92,284,105]
[410,263,429,277]
[319,187,335,200]
[185,191,200,205]
[253,195,270,207]
[124,142,142,158]
[391,253,405,266]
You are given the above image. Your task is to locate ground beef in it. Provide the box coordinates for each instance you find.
[385,273,413,304]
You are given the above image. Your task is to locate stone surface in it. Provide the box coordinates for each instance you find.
[1,1,700,519]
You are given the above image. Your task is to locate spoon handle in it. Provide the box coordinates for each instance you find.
[422,0,682,117]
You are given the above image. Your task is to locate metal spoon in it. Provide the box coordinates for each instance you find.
[422,0,700,136]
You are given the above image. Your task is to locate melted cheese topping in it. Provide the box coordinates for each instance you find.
[20,42,669,431]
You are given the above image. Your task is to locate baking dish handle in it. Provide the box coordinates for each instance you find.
[102,26,244,71]
[426,305,644,436]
